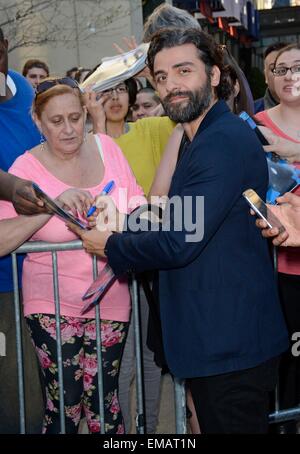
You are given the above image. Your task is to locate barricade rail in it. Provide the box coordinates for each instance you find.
[11,240,186,434]
[11,240,299,434]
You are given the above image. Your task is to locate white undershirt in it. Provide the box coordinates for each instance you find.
[7,74,17,96]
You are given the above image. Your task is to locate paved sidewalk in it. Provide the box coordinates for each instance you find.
[130,373,176,434]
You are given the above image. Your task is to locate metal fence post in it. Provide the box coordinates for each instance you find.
[93,255,106,434]
[52,251,66,434]
[131,274,145,434]
[12,253,26,434]
[174,377,186,434]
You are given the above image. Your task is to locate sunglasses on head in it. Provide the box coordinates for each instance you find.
[35,77,80,97]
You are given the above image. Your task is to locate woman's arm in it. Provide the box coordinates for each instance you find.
[259,126,300,163]
[0,188,94,256]
[148,124,184,200]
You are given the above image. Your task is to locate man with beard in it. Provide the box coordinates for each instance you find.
[69,28,288,433]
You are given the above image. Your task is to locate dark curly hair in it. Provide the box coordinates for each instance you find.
[147,28,232,101]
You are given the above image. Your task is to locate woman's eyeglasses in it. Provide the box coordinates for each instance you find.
[35,77,80,97]
[102,84,128,96]
[273,65,300,77]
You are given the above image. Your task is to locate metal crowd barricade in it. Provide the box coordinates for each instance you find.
[12,240,110,434]
[12,240,300,434]
[11,239,187,434]
[268,246,300,428]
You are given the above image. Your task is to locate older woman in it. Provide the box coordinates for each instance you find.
[0,77,144,434]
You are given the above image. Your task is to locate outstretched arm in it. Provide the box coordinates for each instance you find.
[259,126,300,163]
[255,192,300,247]
[0,170,47,215]
[149,124,184,199]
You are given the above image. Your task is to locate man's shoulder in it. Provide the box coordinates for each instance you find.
[191,112,262,161]
[196,111,250,144]
[130,116,175,133]
[8,69,35,99]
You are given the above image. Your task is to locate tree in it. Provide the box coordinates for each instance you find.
[0,0,130,53]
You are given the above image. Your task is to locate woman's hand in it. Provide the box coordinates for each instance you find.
[259,126,300,163]
[86,210,99,229]
[56,189,93,216]
[83,89,109,134]
[254,192,300,247]
[148,103,164,117]
[113,36,138,53]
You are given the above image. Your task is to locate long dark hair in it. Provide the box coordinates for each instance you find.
[219,45,254,115]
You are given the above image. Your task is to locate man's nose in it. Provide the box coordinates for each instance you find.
[165,76,180,93]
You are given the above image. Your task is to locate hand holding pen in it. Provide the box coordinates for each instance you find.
[86,180,115,223]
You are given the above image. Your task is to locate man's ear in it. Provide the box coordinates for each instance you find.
[210,65,221,88]
[3,39,8,50]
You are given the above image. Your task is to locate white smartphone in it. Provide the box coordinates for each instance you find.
[243,189,286,234]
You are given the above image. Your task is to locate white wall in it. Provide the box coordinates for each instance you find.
[5,0,143,76]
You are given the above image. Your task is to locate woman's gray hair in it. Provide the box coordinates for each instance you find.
[143,4,201,43]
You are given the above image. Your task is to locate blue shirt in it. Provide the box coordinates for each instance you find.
[0,70,40,292]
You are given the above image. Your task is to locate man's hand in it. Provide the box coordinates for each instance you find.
[95,195,126,233]
[12,177,48,215]
[66,223,113,257]
[255,192,300,247]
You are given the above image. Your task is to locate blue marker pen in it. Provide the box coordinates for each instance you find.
[87,180,115,217]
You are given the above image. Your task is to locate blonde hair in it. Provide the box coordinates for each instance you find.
[32,83,84,119]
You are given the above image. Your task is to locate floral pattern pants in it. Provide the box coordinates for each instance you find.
[26,314,129,434]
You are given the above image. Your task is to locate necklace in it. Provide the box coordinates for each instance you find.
[123,122,130,134]
[106,121,130,138]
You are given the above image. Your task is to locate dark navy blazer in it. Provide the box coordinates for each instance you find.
[106,100,288,379]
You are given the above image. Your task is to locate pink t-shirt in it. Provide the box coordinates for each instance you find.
[256,110,300,276]
[0,134,145,320]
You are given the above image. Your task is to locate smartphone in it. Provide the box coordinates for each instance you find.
[243,189,286,234]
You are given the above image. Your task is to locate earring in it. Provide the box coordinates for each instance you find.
[40,134,46,152]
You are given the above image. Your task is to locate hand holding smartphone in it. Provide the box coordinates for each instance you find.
[243,189,286,234]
